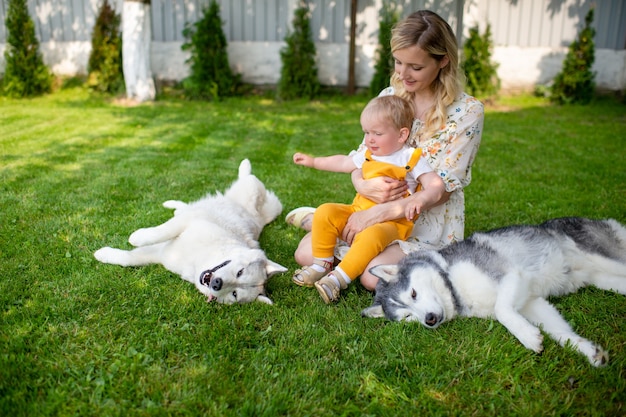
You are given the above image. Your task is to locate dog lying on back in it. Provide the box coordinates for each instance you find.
[95,159,286,304]
[362,217,626,366]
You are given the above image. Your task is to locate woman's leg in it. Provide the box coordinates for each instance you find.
[359,243,406,291]
[295,202,352,267]
[294,232,314,266]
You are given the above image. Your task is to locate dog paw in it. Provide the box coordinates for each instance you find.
[518,328,544,353]
[591,346,609,367]
[162,200,186,210]
[574,339,609,367]
[582,342,609,367]
[94,247,118,264]
[128,229,153,246]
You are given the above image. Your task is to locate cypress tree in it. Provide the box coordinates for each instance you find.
[181,0,240,100]
[3,0,52,97]
[277,3,320,100]
[462,24,500,100]
[369,1,399,97]
[550,8,596,104]
[87,0,124,94]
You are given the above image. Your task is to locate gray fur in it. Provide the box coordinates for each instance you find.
[362,217,626,366]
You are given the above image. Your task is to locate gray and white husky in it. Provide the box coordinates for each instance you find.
[95,159,287,305]
[362,217,626,366]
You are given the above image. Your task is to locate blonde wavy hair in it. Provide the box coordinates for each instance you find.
[389,10,463,144]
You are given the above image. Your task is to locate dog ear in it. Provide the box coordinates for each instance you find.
[256,294,273,305]
[361,304,385,318]
[369,264,399,283]
[266,260,288,277]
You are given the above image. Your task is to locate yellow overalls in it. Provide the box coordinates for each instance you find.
[311,148,423,280]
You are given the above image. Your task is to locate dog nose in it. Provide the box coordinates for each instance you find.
[211,278,222,291]
[425,313,439,327]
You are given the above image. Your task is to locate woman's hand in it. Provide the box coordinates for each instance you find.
[341,203,408,244]
[341,208,384,245]
[343,170,450,244]
[351,169,408,204]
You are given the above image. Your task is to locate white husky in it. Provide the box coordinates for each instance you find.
[95,159,286,304]
[362,217,626,366]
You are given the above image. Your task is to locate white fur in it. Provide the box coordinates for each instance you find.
[364,218,626,366]
[95,159,287,304]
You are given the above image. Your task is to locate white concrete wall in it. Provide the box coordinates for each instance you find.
[493,47,626,92]
[154,41,625,92]
[1,41,624,92]
[80,41,379,88]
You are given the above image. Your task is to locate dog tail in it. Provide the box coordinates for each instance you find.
[238,159,252,178]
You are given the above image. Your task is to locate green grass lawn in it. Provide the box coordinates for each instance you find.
[1,87,625,416]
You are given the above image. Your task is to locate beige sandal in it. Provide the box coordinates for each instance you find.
[315,272,348,304]
[292,260,333,287]
[285,207,315,231]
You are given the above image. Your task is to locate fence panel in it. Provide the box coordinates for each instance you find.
[0,1,623,55]
[478,0,623,49]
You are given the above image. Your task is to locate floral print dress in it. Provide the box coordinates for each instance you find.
[340,89,484,256]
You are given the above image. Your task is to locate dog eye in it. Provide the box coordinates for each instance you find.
[232,291,237,299]
[236,269,244,278]
[411,289,417,299]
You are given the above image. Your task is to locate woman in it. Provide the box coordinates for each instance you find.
[287,10,484,291]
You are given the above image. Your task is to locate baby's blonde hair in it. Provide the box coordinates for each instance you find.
[361,95,414,132]
[389,10,463,144]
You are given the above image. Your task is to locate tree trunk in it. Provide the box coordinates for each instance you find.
[347,0,357,95]
[122,0,155,102]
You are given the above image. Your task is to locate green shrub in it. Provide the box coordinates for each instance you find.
[277,3,320,100]
[462,24,500,100]
[369,1,399,97]
[181,0,240,100]
[550,8,596,104]
[87,0,124,94]
[2,0,52,97]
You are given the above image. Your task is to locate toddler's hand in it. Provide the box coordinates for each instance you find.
[405,201,421,221]
[293,152,314,167]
